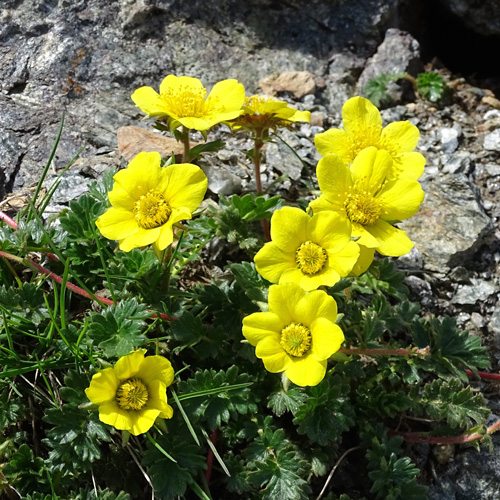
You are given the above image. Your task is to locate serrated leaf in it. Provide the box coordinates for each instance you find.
[87,299,150,357]
[177,366,256,430]
[43,405,111,473]
[293,376,355,445]
[143,433,205,499]
[420,378,490,428]
[267,387,307,417]
[0,283,49,326]
[2,444,47,495]
[59,194,106,241]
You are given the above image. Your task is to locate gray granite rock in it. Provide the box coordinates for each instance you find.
[438,0,500,36]
[451,278,497,305]
[484,129,500,152]
[357,28,424,96]
[401,173,493,272]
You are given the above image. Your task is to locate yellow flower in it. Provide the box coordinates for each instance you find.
[254,206,359,291]
[85,350,174,436]
[131,75,245,131]
[232,95,310,133]
[242,282,344,386]
[314,96,425,180]
[309,147,424,257]
[96,151,207,252]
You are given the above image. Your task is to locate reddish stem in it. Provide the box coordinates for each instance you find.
[0,250,172,321]
[464,369,500,381]
[0,210,18,229]
[389,418,500,445]
[204,429,218,485]
[0,210,59,262]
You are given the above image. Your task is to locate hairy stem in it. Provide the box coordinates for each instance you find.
[181,126,191,163]
[252,131,271,241]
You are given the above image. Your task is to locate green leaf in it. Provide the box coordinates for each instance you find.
[2,444,48,495]
[268,387,307,417]
[420,378,490,428]
[293,376,355,445]
[416,72,447,102]
[229,262,267,302]
[177,366,257,430]
[143,432,206,500]
[59,194,106,241]
[43,405,110,473]
[0,283,49,327]
[87,299,150,357]
[188,139,225,160]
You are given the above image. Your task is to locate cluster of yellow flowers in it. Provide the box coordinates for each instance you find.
[88,74,425,435]
[244,96,425,387]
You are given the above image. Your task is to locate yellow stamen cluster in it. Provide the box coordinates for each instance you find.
[160,85,208,118]
[133,189,172,229]
[244,95,279,113]
[116,378,149,411]
[280,322,312,357]
[348,127,382,161]
[344,188,381,226]
[295,241,328,275]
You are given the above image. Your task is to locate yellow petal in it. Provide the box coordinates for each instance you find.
[377,179,424,221]
[155,221,175,251]
[158,163,207,212]
[242,312,284,345]
[352,223,380,248]
[118,226,161,252]
[254,242,296,284]
[146,379,174,419]
[295,290,337,326]
[85,368,120,405]
[139,356,174,387]
[115,152,163,197]
[327,240,360,276]
[342,96,383,141]
[129,408,161,435]
[380,120,420,153]
[393,152,426,180]
[176,117,216,131]
[315,154,352,208]
[207,79,245,113]
[310,319,344,360]
[268,283,306,324]
[99,402,133,430]
[308,195,342,215]
[285,357,327,386]
[350,147,392,193]
[96,208,139,241]
[351,245,375,275]
[297,267,341,291]
[256,337,291,373]
[270,206,309,252]
[159,75,204,97]
[307,211,351,251]
[314,128,353,161]
[131,87,170,117]
[289,110,311,123]
[368,220,414,256]
[108,183,137,212]
[113,349,147,381]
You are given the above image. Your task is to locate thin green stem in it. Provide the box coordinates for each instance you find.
[182,126,191,162]
[252,129,271,241]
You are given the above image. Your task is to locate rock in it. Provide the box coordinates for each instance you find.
[442,152,472,175]
[265,129,304,181]
[438,0,500,36]
[117,126,189,161]
[200,164,242,196]
[484,129,500,151]
[357,28,423,96]
[440,125,462,154]
[451,279,497,305]
[259,71,316,99]
[401,174,493,271]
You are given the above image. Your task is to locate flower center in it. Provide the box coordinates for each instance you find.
[344,188,381,226]
[280,322,312,357]
[133,189,172,229]
[116,378,149,411]
[160,85,208,118]
[244,95,279,114]
[295,241,328,275]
